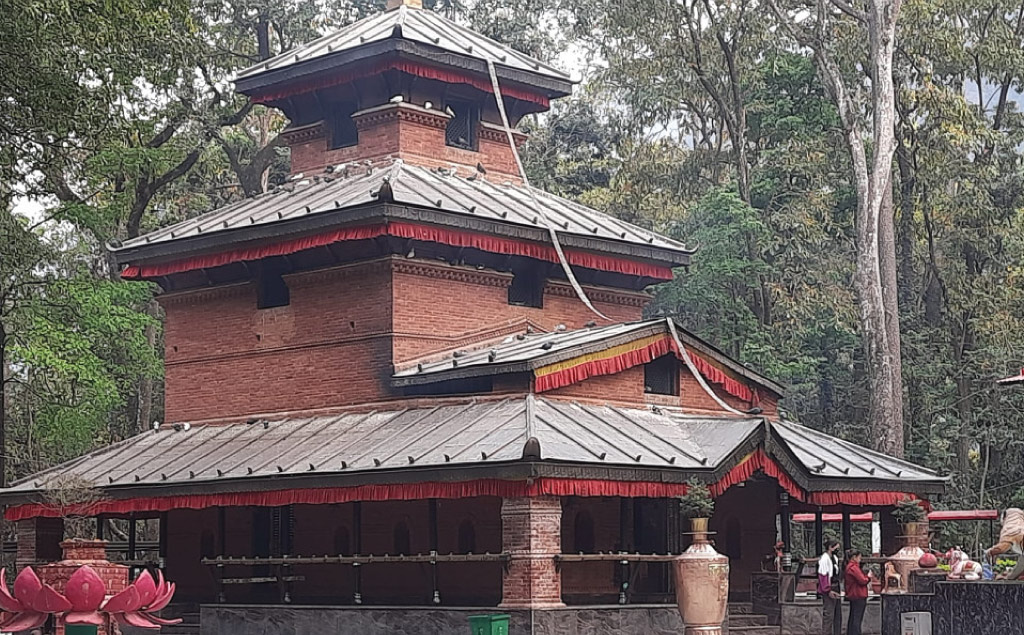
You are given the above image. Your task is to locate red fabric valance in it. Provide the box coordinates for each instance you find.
[121,221,675,281]
[688,353,754,403]
[710,449,928,508]
[711,449,805,500]
[533,333,757,406]
[4,478,691,520]
[535,336,674,392]
[250,59,550,107]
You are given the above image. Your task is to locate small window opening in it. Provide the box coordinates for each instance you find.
[457,519,477,553]
[393,521,411,554]
[573,511,595,553]
[330,102,359,149]
[644,354,679,396]
[508,262,545,308]
[445,101,478,150]
[257,268,290,309]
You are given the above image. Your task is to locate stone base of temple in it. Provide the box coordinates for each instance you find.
[881,581,1024,635]
[200,604,689,635]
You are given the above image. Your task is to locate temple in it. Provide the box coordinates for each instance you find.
[0,1,945,633]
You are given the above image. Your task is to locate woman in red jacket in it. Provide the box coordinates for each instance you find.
[844,550,874,635]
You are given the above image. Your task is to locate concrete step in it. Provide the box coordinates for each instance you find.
[728,626,780,635]
[729,614,769,627]
[728,601,754,614]
[159,626,200,635]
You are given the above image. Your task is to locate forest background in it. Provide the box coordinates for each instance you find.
[3,0,1024,551]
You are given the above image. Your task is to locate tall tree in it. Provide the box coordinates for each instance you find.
[768,0,906,455]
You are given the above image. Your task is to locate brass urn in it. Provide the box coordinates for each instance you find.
[674,518,729,635]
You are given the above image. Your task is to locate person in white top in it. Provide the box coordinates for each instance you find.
[817,539,841,635]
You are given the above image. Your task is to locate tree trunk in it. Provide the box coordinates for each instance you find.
[0,319,6,489]
[855,0,905,457]
[136,300,159,434]
[878,182,905,456]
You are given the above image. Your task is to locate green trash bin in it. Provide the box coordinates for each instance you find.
[469,613,510,635]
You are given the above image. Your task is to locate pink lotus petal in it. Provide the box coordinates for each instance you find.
[0,610,48,632]
[66,565,106,611]
[0,569,25,612]
[102,585,141,613]
[64,610,104,625]
[141,613,183,626]
[147,581,176,612]
[26,583,72,613]
[13,568,42,606]
[133,570,157,606]
[116,611,162,629]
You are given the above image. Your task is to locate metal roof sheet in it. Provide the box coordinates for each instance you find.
[392,318,788,397]
[114,161,690,264]
[1,397,945,501]
[770,420,941,483]
[236,6,570,84]
[5,398,727,495]
[393,320,662,378]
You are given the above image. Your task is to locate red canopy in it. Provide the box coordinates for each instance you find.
[927,510,999,521]
[792,510,998,523]
[997,368,1024,385]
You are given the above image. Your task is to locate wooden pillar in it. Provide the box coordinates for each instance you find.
[429,498,439,604]
[127,514,137,562]
[619,498,633,604]
[814,509,824,555]
[158,512,168,568]
[779,492,792,569]
[499,496,564,608]
[842,509,853,552]
[353,501,363,605]
[216,507,226,603]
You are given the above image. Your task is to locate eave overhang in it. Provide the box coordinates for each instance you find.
[234,39,574,101]
[112,203,692,274]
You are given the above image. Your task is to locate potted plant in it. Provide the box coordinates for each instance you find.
[673,479,727,633]
[677,478,715,534]
[892,497,927,541]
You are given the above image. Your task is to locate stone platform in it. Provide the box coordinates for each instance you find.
[201,604,688,635]
[882,581,1024,635]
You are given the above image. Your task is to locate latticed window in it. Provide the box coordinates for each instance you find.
[644,355,679,396]
[445,101,478,150]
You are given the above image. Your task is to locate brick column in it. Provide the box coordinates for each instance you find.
[16,517,64,568]
[499,496,564,608]
[39,539,128,635]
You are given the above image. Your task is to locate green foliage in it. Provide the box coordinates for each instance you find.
[678,480,715,519]
[892,498,928,524]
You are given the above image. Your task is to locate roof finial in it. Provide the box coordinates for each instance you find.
[386,0,422,9]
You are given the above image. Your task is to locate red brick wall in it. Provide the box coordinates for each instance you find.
[560,497,620,600]
[435,497,502,605]
[162,258,650,423]
[290,504,355,603]
[500,496,563,608]
[360,500,433,603]
[709,479,779,600]
[164,508,220,603]
[391,261,646,363]
[161,260,394,423]
[287,103,524,180]
[546,356,765,415]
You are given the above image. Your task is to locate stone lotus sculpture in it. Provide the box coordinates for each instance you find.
[0,565,179,631]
